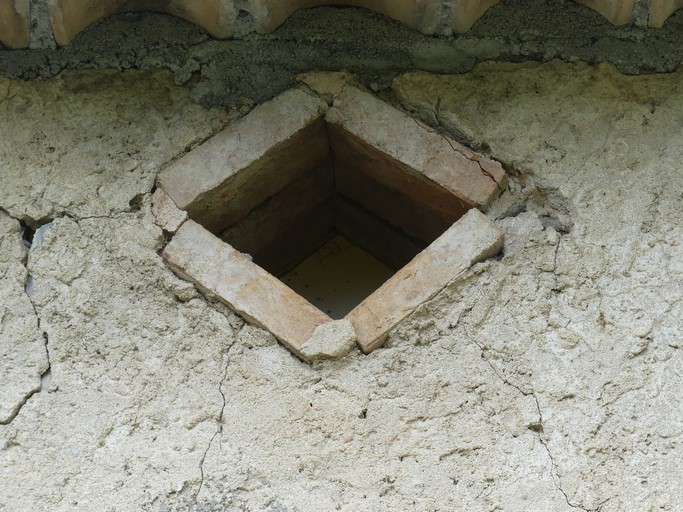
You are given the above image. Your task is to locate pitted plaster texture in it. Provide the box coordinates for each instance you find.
[1,212,238,510]
[393,60,683,510]
[0,69,230,224]
[0,61,681,511]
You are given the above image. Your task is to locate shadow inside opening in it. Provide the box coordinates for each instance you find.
[281,234,394,318]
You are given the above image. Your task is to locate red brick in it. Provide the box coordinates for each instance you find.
[0,0,29,49]
[49,0,236,46]
[327,86,506,214]
[162,220,333,359]
[346,209,504,353]
[250,0,443,35]
[334,156,456,245]
[220,162,334,258]
[158,88,329,235]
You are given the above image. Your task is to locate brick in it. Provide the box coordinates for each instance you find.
[329,124,472,224]
[152,187,188,234]
[162,220,332,359]
[451,0,503,33]
[575,0,635,25]
[327,86,506,213]
[334,159,453,245]
[250,200,335,277]
[334,195,424,271]
[346,209,504,353]
[649,0,683,27]
[0,0,29,49]
[158,88,329,235]
[160,84,508,361]
[220,162,334,257]
[49,0,236,47]
[249,0,443,35]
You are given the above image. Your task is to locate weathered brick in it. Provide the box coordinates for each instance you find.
[159,83,508,360]
[346,209,504,353]
[327,86,506,214]
[158,88,329,235]
[649,0,683,27]
[300,319,357,361]
[49,0,236,46]
[575,0,635,25]
[162,220,332,359]
[334,195,424,271]
[451,0,503,33]
[250,0,443,35]
[250,200,335,277]
[0,0,29,49]
[335,159,454,245]
[220,162,333,257]
[329,126,471,223]
[152,187,188,234]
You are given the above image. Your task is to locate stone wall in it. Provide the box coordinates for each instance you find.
[1,0,682,49]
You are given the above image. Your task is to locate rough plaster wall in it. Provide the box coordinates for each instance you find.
[0,70,230,224]
[0,61,681,511]
[392,61,683,510]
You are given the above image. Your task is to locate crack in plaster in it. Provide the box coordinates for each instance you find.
[0,212,51,426]
[195,332,238,501]
[409,107,505,194]
[461,322,593,511]
[0,80,10,105]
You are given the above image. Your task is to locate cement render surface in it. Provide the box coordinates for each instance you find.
[0,60,681,511]
[2,2,683,108]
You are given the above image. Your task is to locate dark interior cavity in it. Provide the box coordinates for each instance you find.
[193,119,472,312]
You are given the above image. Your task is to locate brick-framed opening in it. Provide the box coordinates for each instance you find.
[156,76,506,361]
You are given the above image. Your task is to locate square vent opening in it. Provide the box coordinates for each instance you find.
[188,114,469,319]
[158,84,506,358]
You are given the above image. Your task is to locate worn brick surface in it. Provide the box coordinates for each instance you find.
[649,0,683,26]
[576,0,635,25]
[162,220,332,359]
[152,187,188,234]
[11,0,683,49]
[299,319,357,361]
[250,0,443,35]
[220,162,333,258]
[346,209,504,353]
[451,0,503,33]
[327,86,506,214]
[334,195,424,271]
[297,71,356,104]
[49,0,236,46]
[329,125,471,224]
[160,84,508,360]
[0,0,29,49]
[335,159,453,245]
[158,88,329,235]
